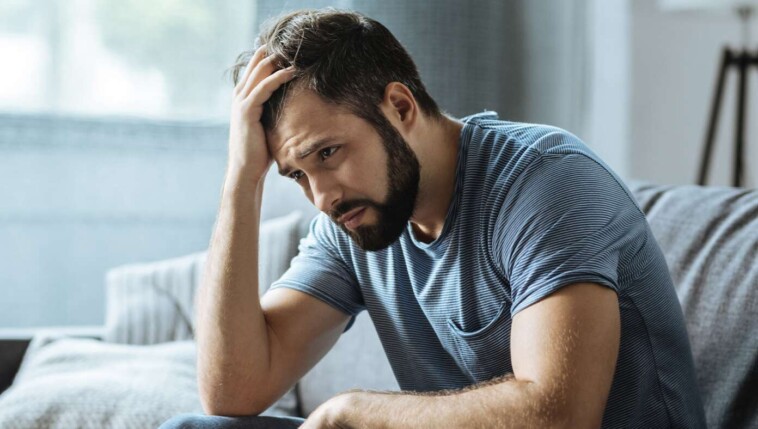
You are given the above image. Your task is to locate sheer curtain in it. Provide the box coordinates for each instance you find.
[257,0,589,132]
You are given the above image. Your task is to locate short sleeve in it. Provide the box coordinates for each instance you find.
[270,214,365,330]
[495,152,645,316]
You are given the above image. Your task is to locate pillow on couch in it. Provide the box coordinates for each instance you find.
[103,211,310,345]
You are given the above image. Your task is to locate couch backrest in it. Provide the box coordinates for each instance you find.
[628,182,757,429]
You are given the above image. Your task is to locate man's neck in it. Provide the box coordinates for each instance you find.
[409,115,464,243]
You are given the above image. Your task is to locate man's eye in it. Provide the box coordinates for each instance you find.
[319,146,339,160]
[289,171,304,181]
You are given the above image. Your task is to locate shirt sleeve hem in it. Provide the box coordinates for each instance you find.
[510,273,619,317]
[269,282,362,332]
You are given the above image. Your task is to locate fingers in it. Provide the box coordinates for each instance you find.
[247,66,297,106]
[232,44,297,111]
[234,46,267,92]
[239,54,280,98]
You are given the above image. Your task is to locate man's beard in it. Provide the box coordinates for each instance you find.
[329,118,420,252]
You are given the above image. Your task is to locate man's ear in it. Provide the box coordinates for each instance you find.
[380,82,417,132]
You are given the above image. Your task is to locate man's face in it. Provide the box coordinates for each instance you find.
[267,89,420,251]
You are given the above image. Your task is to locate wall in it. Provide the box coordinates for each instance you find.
[0,114,315,328]
[586,0,631,179]
[630,0,758,187]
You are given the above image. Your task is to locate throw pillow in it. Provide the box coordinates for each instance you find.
[103,211,308,345]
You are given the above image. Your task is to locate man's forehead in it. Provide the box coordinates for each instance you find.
[267,90,359,155]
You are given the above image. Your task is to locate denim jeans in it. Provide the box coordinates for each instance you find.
[158,413,306,429]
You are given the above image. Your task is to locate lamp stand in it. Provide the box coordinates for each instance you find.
[698,7,758,187]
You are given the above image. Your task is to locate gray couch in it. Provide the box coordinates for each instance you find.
[0,181,756,429]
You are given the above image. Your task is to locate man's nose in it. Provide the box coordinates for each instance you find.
[310,174,342,213]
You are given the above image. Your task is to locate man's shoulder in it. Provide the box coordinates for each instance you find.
[462,111,591,158]
[459,113,641,237]
[460,113,623,209]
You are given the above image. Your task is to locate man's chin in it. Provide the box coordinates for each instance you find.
[345,223,405,252]
[330,203,414,251]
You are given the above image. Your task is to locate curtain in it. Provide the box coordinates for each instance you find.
[256,0,589,134]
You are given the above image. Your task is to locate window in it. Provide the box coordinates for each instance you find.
[0,0,256,120]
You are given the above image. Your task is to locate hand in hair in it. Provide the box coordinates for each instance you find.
[227,45,296,182]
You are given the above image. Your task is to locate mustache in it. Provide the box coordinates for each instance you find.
[329,198,380,222]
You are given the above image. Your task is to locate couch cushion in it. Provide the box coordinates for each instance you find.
[0,333,202,429]
[629,182,757,429]
[0,332,299,429]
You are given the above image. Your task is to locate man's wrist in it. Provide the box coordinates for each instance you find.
[223,163,266,198]
[330,391,365,427]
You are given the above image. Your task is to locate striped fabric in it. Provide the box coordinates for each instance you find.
[104,251,203,345]
[104,211,307,345]
[272,112,706,428]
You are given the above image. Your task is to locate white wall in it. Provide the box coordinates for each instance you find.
[630,0,758,187]
[586,0,631,180]
[518,0,589,134]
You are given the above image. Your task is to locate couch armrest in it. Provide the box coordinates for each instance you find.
[0,325,106,394]
[0,338,29,396]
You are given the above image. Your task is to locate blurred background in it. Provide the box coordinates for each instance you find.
[1,0,755,328]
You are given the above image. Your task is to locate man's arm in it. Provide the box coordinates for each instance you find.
[304,282,619,428]
[195,47,350,417]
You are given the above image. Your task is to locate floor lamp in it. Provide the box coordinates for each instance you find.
[661,0,758,187]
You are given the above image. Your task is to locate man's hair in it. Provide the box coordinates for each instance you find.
[229,9,442,130]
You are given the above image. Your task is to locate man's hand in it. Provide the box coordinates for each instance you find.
[228,46,296,180]
[298,394,352,429]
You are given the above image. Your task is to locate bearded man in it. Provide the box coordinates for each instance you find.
[160,9,705,429]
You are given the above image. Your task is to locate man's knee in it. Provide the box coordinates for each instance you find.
[158,413,207,429]
[157,413,305,429]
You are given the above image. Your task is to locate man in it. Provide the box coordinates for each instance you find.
[160,9,705,429]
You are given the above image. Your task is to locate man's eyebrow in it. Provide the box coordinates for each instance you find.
[277,137,338,177]
[296,137,337,159]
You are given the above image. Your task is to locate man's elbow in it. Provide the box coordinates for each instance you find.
[552,402,605,429]
[533,406,601,429]
[200,399,267,418]
[198,378,277,417]
[553,412,603,429]
[528,385,604,429]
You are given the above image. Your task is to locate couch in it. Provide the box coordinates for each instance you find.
[0,181,755,429]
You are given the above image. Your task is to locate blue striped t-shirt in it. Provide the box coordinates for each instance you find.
[271,112,706,428]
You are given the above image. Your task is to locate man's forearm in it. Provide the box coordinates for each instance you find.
[196,168,273,415]
[336,374,570,429]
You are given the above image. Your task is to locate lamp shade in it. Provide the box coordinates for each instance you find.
[660,0,758,11]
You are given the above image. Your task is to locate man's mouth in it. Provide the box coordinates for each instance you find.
[338,207,367,230]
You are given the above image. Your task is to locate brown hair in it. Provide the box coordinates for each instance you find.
[229,9,442,130]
